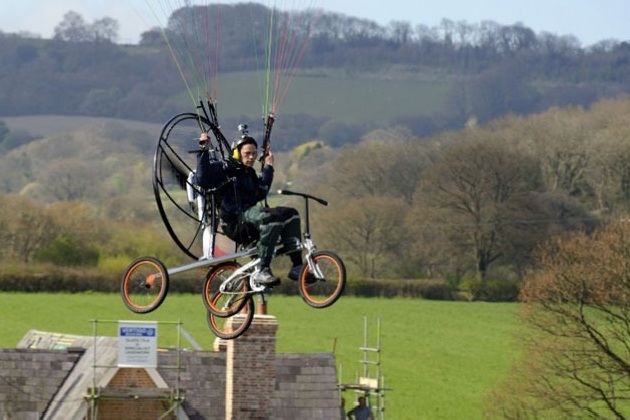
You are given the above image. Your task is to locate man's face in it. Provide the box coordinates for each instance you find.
[240,143,258,167]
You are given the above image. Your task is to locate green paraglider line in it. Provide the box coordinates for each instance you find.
[144,0,318,134]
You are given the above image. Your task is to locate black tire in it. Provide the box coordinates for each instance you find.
[299,250,346,309]
[202,261,250,317]
[120,256,169,314]
[207,296,255,340]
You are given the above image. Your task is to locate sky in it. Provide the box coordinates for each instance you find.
[0,0,628,47]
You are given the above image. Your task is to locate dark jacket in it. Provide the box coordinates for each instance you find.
[195,150,274,215]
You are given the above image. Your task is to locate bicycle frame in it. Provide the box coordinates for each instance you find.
[127,102,347,320]
[215,232,323,296]
[165,189,327,278]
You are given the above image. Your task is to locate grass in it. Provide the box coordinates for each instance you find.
[1,115,163,138]
[2,70,453,142]
[201,71,453,125]
[1,293,519,419]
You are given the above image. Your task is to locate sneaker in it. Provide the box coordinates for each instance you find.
[288,265,318,283]
[252,267,280,286]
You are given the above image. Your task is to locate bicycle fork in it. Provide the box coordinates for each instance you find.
[303,238,325,280]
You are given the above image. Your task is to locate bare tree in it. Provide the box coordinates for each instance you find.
[388,21,413,45]
[53,11,119,43]
[318,195,407,278]
[39,159,100,201]
[580,99,630,213]
[54,11,91,43]
[91,17,119,43]
[0,195,58,262]
[325,133,426,205]
[420,134,543,280]
[488,220,630,418]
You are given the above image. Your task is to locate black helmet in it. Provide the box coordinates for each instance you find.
[231,135,258,160]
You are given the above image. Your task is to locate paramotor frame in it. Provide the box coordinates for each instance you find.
[153,101,232,260]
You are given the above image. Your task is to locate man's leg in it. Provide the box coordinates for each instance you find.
[266,207,315,281]
[243,206,281,284]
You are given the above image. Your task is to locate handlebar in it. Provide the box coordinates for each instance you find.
[277,189,328,206]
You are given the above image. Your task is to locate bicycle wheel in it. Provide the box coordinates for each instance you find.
[299,250,346,309]
[202,261,250,317]
[207,295,255,340]
[121,256,169,314]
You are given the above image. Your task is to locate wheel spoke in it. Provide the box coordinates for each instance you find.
[207,297,254,340]
[121,257,169,314]
[299,251,346,309]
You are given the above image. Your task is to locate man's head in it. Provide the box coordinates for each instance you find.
[232,135,258,167]
[199,132,210,148]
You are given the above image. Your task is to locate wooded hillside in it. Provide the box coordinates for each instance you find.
[1,3,630,296]
[2,97,629,295]
[0,3,629,146]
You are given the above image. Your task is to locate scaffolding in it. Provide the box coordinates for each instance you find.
[339,317,391,419]
[84,319,188,420]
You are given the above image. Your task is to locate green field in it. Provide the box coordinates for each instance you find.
[199,71,453,125]
[2,70,453,141]
[1,293,518,419]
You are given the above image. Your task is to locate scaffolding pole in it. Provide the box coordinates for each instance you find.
[339,316,391,420]
[86,319,187,419]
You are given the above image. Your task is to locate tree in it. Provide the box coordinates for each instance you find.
[91,17,119,43]
[311,128,431,278]
[579,99,630,213]
[318,195,408,278]
[80,87,123,116]
[34,233,99,266]
[0,194,58,263]
[468,62,539,123]
[39,159,101,201]
[317,120,363,148]
[54,11,90,42]
[0,129,38,152]
[324,131,425,205]
[388,21,413,45]
[488,220,630,418]
[496,23,536,55]
[420,134,544,280]
[53,12,118,43]
[46,201,107,247]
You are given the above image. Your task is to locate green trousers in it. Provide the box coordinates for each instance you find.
[243,205,301,259]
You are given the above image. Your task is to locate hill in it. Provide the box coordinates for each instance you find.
[0,70,453,150]
[0,2,629,145]
[0,114,323,201]
[209,69,453,125]
[1,115,161,137]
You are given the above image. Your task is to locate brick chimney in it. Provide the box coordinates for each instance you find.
[225,315,278,419]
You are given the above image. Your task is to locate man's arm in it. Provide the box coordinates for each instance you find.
[195,149,227,190]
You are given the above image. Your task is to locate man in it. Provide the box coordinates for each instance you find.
[195,131,305,286]
[347,396,373,420]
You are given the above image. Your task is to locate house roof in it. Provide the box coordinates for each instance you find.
[1,329,341,419]
[0,346,83,417]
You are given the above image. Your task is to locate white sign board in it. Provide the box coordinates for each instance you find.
[117,321,158,368]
